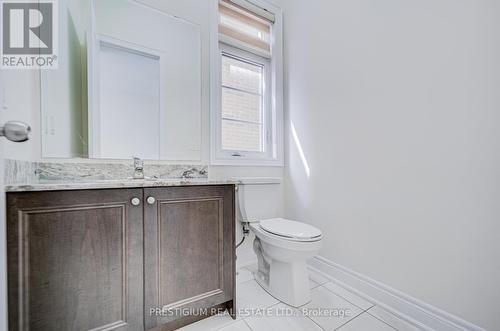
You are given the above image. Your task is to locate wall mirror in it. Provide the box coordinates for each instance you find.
[41,0,202,160]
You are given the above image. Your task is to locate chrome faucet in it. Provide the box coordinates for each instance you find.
[133,157,145,179]
[181,169,195,179]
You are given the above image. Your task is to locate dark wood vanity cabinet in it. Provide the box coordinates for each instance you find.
[6,185,235,331]
[143,186,235,330]
[6,188,145,331]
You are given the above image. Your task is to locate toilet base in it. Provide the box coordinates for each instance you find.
[253,237,312,307]
[254,259,312,307]
[249,222,322,308]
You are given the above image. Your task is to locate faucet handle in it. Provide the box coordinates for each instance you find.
[133,156,143,169]
[132,156,145,179]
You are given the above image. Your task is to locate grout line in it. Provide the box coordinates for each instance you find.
[238,299,282,321]
[237,301,282,330]
[320,281,376,312]
[243,265,256,273]
[303,314,328,331]
[242,318,255,331]
[369,314,400,331]
[310,280,324,290]
[312,280,329,287]
[265,301,283,309]
[307,265,434,331]
[236,276,255,285]
[299,286,367,331]
[362,307,399,331]
[237,268,392,331]
[245,299,329,331]
[191,313,238,331]
[237,277,256,286]
[310,278,329,287]
[366,306,414,331]
[334,306,399,331]
[234,268,410,331]
[213,320,239,331]
[333,309,366,330]
[316,282,363,308]
[360,306,376,316]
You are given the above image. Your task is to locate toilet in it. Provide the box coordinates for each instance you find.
[248,218,323,307]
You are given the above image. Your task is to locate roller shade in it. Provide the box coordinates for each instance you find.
[219,0,274,58]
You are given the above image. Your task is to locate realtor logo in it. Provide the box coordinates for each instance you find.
[1,0,58,69]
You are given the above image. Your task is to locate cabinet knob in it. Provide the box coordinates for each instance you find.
[146,196,156,205]
[131,197,141,206]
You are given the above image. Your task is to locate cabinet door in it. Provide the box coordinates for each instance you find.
[7,189,144,331]
[143,185,235,330]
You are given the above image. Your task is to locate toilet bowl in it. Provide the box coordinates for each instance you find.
[248,218,322,307]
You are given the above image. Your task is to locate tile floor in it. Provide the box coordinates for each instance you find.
[178,264,422,331]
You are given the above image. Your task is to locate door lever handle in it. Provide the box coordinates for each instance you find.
[0,121,31,142]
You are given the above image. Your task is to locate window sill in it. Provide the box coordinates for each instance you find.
[210,157,284,167]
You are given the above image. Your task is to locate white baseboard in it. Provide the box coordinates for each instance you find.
[308,256,486,331]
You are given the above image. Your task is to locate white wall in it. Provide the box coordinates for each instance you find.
[1,70,40,161]
[276,0,500,330]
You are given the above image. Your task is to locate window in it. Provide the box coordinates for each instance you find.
[211,0,283,165]
[221,50,267,153]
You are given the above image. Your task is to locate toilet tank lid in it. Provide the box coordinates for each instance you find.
[259,218,322,240]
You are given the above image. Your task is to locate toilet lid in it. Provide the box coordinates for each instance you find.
[260,218,322,240]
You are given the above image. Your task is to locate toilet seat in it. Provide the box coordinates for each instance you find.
[259,218,322,242]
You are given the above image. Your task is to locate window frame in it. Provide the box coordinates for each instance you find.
[210,0,283,166]
[220,44,271,158]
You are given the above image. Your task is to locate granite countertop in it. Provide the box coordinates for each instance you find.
[5,178,238,192]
